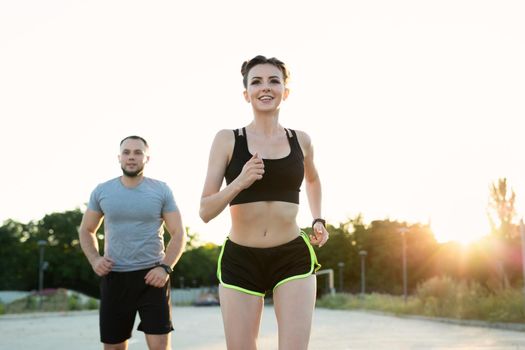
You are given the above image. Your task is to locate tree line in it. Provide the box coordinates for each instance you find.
[0,178,521,298]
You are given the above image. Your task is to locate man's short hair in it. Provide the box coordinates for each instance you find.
[120,135,149,149]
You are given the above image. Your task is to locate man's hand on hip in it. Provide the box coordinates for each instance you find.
[92,256,114,276]
[145,267,169,288]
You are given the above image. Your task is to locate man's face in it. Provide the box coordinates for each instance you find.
[118,138,149,177]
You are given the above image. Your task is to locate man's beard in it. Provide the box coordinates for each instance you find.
[121,165,144,178]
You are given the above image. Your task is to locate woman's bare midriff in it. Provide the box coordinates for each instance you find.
[229,201,301,248]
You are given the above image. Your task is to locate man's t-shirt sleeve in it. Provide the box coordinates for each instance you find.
[163,185,178,213]
[87,185,102,213]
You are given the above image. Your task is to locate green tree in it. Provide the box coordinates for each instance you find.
[488,178,517,240]
[487,178,518,289]
[171,230,220,288]
[313,217,439,295]
[37,209,100,296]
[0,220,39,290]
[312,220,359,293]
[0,210,104,297]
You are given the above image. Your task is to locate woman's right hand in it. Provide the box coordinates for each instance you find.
[237,153,265,189]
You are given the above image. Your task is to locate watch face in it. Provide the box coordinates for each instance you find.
[313,219,325,226]
[156,263,171,274]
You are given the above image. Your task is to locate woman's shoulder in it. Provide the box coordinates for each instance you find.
[289,128,311,145]
[286,128,312,158]
[214,129,235,140]
[211,129,236,151]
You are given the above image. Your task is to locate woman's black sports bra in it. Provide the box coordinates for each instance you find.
[224,127,304,206]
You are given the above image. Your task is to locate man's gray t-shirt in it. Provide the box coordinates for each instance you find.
[88,177,178,272]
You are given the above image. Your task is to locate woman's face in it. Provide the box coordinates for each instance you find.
[243,63,289,112]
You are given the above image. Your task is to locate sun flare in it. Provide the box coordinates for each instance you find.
[431,219,490,246]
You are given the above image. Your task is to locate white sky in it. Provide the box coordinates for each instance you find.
[1,0,524,245]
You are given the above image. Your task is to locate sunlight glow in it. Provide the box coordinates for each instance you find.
[431,219,491,245]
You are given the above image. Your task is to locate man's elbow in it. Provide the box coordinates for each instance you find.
[78,227,90,240]
[179,231,187,249]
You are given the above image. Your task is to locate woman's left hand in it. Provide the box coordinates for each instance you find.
[310,223,329,248]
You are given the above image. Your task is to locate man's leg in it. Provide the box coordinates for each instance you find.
[100,272,137,348]
[138,275,174,350]
[103,341,128,350]
[145,334,170,350]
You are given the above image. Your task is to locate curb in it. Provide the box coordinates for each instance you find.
[0,309,98,320]
[398,313,525,332]
[356,309,525,332]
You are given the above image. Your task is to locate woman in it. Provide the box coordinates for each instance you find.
[199,55,329,350]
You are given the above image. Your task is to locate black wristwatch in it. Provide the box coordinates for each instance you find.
[312,218,326,229]
[155,262,173,274]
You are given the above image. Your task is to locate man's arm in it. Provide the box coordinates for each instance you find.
[78,209,114,276]
[160,210,186,268]
[144,210,186,287]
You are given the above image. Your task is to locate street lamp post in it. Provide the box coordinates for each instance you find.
[37,240,47,293]
[399,228,409,303]
[337,262,345,293]
[520,218,525,308]
[359,250,367,296]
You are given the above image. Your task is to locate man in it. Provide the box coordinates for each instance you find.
[79,135,186,350]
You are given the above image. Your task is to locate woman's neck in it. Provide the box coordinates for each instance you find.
[249,112,282,136]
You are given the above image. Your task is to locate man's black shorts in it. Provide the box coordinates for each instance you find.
[99,267,173,344]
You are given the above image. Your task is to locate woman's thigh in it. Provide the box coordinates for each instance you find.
[219,285,264,350]
[273,275,317,350]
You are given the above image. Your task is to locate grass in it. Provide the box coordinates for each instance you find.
[317,276,525,324]
[0,288,99,314]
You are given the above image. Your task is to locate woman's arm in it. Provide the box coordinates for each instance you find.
[199,130,265,223]
[299,130,329,247]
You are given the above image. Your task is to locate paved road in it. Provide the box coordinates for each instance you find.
[1,306,525,349]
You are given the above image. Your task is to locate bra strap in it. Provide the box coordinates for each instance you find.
[287,129,303,155]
